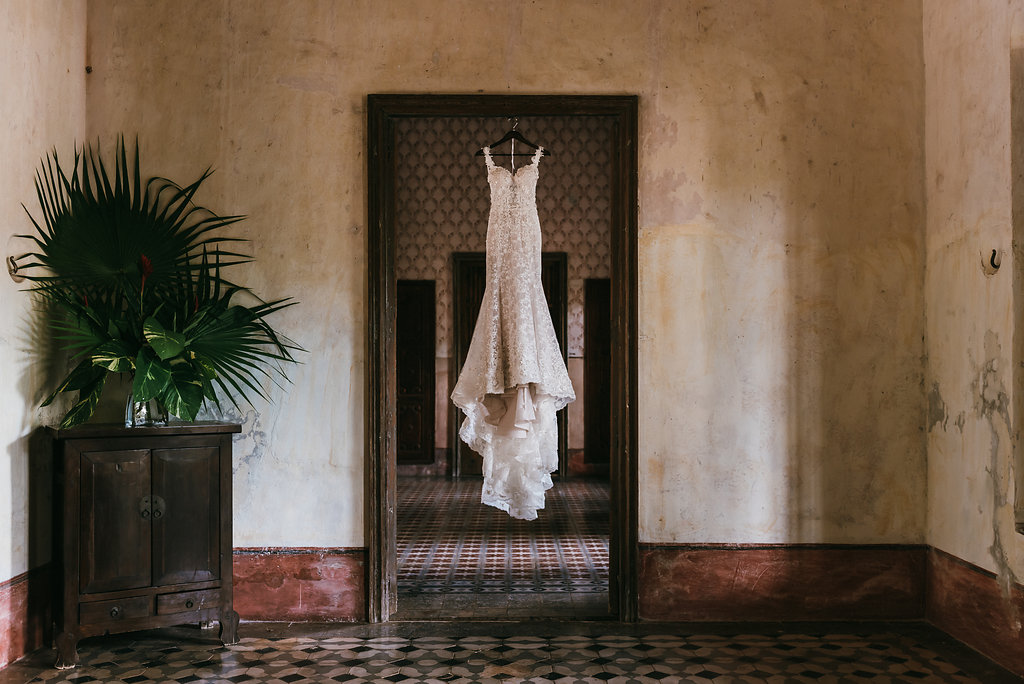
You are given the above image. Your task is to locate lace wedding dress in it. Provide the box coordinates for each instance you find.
[451,146,575,520]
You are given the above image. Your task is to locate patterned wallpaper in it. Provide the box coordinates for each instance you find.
[395,116,613,358]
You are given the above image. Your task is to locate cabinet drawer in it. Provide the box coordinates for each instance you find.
[156,588,221,615]
[80,596,152,625]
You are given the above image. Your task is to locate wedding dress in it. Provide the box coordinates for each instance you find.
[450,146,575,520]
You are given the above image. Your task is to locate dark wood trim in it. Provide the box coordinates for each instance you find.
[48,421,241,440]
[367,93,639,622]
[366,94,398,622]
[609,96,640,622]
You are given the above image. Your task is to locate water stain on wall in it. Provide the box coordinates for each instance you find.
[927,382,947,432]
[973,330,1021,628]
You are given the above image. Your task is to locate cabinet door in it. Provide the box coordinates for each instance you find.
[80,449,152,594]
[152,447,220,586]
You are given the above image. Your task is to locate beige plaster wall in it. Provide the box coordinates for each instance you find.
[80,0,926,548]
[924,0,1024,581]
[1,0,86,582]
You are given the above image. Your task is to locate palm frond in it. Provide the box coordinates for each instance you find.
[18,136,302,428]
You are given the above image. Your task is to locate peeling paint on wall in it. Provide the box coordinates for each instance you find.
[973,331,1021,627]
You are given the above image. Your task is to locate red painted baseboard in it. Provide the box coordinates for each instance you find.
[638,544,927,621]
[926,547,1024,676]
[5,544,1019,676]
[0,565,50,670]
[233,548,366,622]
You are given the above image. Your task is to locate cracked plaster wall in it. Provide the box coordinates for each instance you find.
[0,1,87,583]
[924,0,1024,582]
[65,0,929,550]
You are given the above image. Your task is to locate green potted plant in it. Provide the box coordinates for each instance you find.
[17,137,300,428]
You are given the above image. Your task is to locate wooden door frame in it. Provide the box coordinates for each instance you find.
[366,94,639,622]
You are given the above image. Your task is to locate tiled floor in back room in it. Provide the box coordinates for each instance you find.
[395,477,610,620]
[2,621,1021,684]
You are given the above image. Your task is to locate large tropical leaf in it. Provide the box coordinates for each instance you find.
[41,359,106,408]
[18,137,302,427]
[143,315,186,360]
[91,340,134,373]
[160,363,205,421]
[19,137,249,317]
[58,374,106,429]
[132,347,171,402]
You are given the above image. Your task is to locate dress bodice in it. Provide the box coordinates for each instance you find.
[483,146,545,288]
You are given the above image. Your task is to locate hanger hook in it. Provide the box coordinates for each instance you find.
[510,117,519,130]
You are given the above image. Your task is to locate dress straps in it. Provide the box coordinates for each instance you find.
[483,146,496,169]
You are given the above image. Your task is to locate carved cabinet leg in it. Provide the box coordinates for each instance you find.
[220,609,240,645]
[54,631,79,669]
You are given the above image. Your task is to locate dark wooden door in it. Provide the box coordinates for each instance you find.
[152,446,220,585]
[397,280,436,465]
[79,449,151,594]
[584,279,612,470]
[451,252,568,477]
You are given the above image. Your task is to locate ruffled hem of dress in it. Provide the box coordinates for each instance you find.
[453,390,566,521]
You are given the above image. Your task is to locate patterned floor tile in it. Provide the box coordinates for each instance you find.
[3,622,1019,683]
[397,477,609,596]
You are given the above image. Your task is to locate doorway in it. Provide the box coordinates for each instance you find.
[367,94,638,622]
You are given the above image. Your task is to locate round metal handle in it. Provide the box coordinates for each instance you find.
[152,510,162,519]
[109,606,121,618]
[140,509,150,519]
[185,599,194,609]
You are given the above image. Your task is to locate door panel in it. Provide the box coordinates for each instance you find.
[397,280,437,464]
[80,449,151,594]
[585,278,612,468]
[451,253,488,477]
[152,447,220,585]
[451,252,568,477]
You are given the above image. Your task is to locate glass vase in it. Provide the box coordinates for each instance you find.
[125,393,168,427]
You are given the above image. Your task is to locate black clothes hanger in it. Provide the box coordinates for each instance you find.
[476,118,551,158]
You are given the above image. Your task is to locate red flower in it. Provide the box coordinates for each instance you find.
[139,254,153,295]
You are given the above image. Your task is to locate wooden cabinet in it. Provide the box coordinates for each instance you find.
[49,422,241,668]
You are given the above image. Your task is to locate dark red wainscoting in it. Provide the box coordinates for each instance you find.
[639,544,927,622]
[233,548,366,622]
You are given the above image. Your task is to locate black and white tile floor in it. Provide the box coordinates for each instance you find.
[3,621,1019,683]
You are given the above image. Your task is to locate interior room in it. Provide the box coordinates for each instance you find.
[392,115,613,620]
[3,0,1024,680]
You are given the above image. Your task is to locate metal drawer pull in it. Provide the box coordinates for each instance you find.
[185,599,195,609]
[138,495,167,519]
[109,606,121,618]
